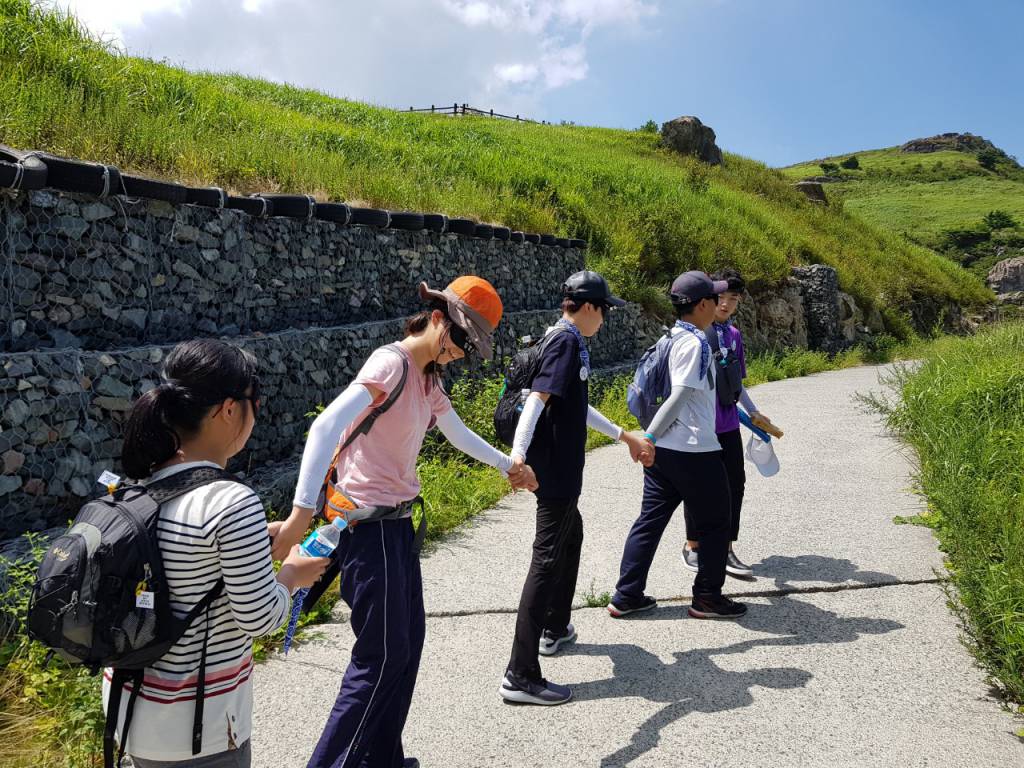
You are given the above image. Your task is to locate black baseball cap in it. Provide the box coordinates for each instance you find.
[561,270,626,307]
[669,271,728,304]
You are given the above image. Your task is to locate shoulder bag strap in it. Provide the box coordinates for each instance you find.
[338,344,410,453]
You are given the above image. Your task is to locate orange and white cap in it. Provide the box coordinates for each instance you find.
[418,275,503,360]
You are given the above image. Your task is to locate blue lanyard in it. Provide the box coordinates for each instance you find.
[557,319,590,378]
[674,320,710,380]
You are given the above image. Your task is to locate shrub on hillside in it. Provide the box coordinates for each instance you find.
[639,119,658,134]
[819,161,840,175]
[984,209,1016,231]
[977,147,1002,171]
[840,155,860,170]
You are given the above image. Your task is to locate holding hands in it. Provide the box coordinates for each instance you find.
[508,456,539,492]
[621,431,655,467]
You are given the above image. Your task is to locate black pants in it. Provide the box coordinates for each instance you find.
[615,448,731,601]
[685,428,745,543]
[508,496,584,682]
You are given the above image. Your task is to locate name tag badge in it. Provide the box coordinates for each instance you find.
[97,470,121,487]
[136,591,155,609]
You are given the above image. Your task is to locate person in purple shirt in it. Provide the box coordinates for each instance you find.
[681,268,772,579]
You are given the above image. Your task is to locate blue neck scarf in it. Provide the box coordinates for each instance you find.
[675,319,711,380]
[557,319,590,379]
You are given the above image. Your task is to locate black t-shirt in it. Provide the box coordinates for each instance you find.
[526,330,589,499]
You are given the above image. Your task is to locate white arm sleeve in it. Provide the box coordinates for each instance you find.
[586,405,623,441]
[511,393,546,461]
[435,409,514,474]
[645,385,694,439]
[738,386,758,414]
[293,384,373,508]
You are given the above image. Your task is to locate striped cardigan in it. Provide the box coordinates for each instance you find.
[102,461,291,761]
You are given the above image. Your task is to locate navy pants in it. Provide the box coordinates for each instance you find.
[614,447,731,601]
[307,519,424,768]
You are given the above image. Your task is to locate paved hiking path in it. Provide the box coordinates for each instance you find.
[252,366,1023,767]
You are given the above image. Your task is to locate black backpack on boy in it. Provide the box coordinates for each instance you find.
[27,466,239,768]
[707,324,744,407]
[493,327,568,447]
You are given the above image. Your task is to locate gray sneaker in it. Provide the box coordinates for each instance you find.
[726,550,754,579]
[499,672,572,705]
[539,623,577,656]
[681,545,699,573]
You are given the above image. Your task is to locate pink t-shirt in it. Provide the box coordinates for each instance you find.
[335,345,451,508]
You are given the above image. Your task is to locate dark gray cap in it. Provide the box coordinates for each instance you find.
[669,271,728,304]
[561,270,626,307]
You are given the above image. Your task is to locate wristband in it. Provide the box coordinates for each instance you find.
[643,432,657,445]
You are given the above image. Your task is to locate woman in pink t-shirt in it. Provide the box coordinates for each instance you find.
[272,276,535,768]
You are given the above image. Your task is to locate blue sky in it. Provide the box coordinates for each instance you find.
[56,0,1023,167]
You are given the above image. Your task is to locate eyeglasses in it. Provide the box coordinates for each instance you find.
[238,376,262,417]
[593,301,612,316]
[448,323,475,356]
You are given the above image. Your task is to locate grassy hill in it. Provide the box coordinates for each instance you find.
[781,144,1024,279]
[0,0,992,335]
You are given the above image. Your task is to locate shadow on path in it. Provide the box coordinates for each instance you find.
[567,556,906,767]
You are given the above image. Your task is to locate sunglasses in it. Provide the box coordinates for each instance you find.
[448,323,475,356]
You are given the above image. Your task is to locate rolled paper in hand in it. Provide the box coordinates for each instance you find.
[750,412,783,438]
[738,409,771,443]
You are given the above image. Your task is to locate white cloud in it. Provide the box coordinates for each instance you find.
[48,0,190,40]
[52,0,661,117]
[494,62,539,85]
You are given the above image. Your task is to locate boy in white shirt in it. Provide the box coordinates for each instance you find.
[609,271,747,620]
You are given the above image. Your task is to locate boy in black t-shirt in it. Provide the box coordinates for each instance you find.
[499,270,655,706]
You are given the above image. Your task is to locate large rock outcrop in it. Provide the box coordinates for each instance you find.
[987,255,1024,305]
[900,132,998,154]
[660,116,723,165]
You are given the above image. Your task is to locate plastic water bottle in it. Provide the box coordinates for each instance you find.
[283,517,347,655]
[516,388,530,413]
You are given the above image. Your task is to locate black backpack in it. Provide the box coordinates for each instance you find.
[27,466,239,768]
[707,324,744,407]
[494,327,567,447]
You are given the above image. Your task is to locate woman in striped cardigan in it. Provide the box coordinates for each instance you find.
[103,339,329,767]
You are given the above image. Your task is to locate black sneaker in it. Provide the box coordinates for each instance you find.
[681,545,699,573]
[607,595,657,618]
[403,760,420,768]
[539,623,577,656]
[499,672,572,705]
[726,550,754,579]
[688,594,748,620]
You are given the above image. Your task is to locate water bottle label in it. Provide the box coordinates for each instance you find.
[301,531,335,558]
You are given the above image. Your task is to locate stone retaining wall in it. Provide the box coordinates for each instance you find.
[1,190,583,352]
[0,185,660,539]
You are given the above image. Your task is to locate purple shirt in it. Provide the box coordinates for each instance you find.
[713,322,747,434]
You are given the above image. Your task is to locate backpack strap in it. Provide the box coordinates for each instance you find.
[144,466,241,505]
[338,344,409,453]
[103,667,143,768]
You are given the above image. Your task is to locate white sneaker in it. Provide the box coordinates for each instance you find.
[539,623,576,656]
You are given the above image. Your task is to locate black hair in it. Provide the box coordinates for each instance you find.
[121,339,259,478]
[561,296,606,314]
[403,300,457,385]
[674,299,703,319]
[711,267,746,293]
[404,300,449,336]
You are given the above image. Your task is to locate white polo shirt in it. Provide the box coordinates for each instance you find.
[655,328,721,453]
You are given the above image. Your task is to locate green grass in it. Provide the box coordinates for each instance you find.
[780,145,1024,254]
[867,323,1024,708]
[0,0,991,330]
